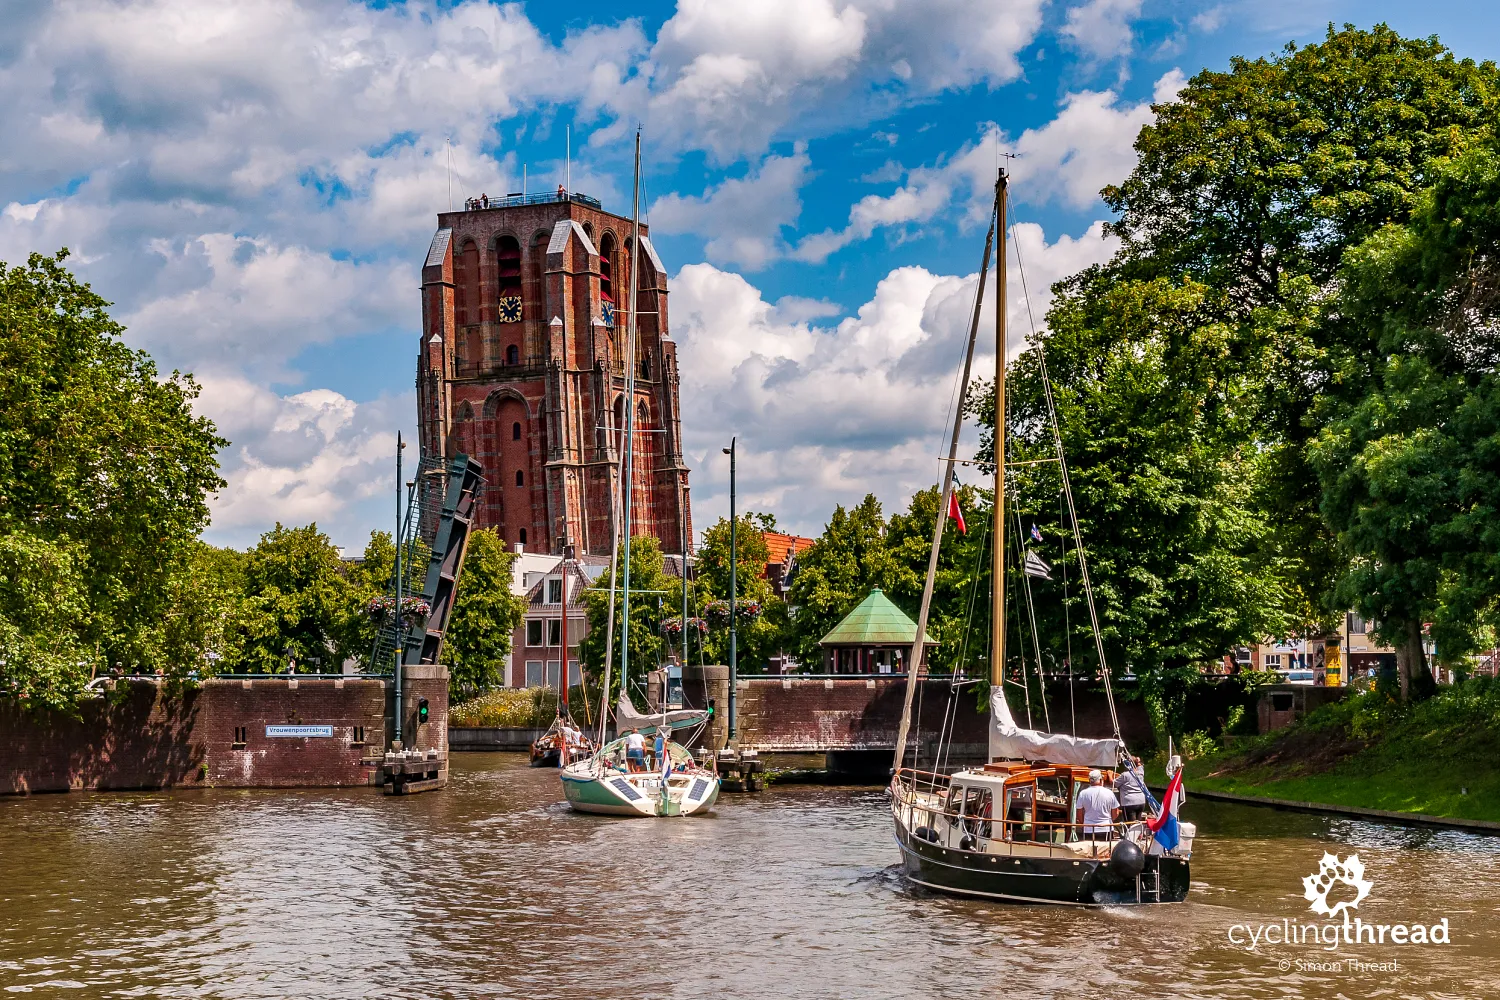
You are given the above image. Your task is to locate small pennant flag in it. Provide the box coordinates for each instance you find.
[947,490,966,534]
[1030,523,1043,543]
[1023,549,1052,580]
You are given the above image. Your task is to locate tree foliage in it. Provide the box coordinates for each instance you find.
[444,528,525,699]
[0,250,225,707]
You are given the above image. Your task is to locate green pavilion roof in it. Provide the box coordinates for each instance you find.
[818,588,936,647]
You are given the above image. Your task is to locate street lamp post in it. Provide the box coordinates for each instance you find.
[722,438,737,743]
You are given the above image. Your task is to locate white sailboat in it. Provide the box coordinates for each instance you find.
[560,128,720,817]
[887,170,1194,904]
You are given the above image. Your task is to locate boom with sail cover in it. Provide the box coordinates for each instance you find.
[988,685,1118,768]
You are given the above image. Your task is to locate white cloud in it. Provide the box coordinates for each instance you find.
[650,145,813,270]
[122,234,411,379]
[599,0,1048,161]
[1060,0,1145,62]
[197,376,406,549]
[1191,6,1227,33]
[675,220,1118,535]
[794,70,1182,262]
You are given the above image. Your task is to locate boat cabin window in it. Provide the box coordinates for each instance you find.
[962,788,993,840]
[1002,781,1034,841]
[1034,774,1072,843]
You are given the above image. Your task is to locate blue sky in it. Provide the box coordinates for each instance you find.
[2,0,1495,551]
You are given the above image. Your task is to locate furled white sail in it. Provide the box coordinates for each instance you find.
[614,693,709,736]
[989,688,1119,768]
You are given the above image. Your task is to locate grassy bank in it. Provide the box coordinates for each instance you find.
[1161,677,1500,824]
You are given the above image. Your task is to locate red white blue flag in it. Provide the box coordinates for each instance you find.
[1147,768,1185,852]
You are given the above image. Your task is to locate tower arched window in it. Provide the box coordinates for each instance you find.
[506,344,519,365]
[599,233,616,304]
[512,421,522,440]
[516,470,524,487]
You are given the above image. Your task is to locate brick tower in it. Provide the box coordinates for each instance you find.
[416,190,692,555]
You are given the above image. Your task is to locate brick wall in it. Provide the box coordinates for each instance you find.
[731,676,1152,754]
[2,670,448,795]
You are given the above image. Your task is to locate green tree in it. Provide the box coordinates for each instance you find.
[227,523,352,671]
[1101,24,1500,622]
[1313,138,1500,697]
[577,535,672,706]
[0,250,226,702]
[444,529,526,699]
[694,513,788,672]
[883,483,994,675]
[785,495,898,666]
[343,530,397,661]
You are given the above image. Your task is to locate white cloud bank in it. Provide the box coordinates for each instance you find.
[674,221,1119,535]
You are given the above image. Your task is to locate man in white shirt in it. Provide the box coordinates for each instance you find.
[625,729,646,772]
[1075,769,1120,842]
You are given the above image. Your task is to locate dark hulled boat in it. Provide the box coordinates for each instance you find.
[886,169,1194,905]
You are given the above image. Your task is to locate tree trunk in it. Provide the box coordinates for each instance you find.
[1395,619,1426,701]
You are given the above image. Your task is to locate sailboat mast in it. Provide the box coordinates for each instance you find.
[991,171,1008,689]
[620,128,642,704]
[889,185,1000,774]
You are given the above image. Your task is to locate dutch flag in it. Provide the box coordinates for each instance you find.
[1147,768,1185,852]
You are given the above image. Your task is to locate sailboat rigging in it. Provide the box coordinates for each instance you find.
[560,129,720,817]
[888,170,1194,904]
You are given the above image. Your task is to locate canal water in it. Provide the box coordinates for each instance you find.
[2,753,1496,999]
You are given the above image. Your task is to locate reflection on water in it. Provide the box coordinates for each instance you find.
[2,754,1497,999]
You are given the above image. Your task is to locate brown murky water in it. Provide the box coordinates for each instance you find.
[2,753,1496,999]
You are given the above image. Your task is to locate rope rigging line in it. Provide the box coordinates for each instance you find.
[1062,489,1076,736]
[1006,192,1122,745]
[1012,500,1050,732]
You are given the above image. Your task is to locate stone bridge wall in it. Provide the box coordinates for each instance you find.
[2,667,447,795]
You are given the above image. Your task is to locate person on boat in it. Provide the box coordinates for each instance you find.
[1076,769,1120,842]
[626,729,646,772]
[652,730,666,769]
[1114,757,1148,821]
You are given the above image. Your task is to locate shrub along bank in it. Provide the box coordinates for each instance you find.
[450,686,593,730]
[1166,678,1500,823]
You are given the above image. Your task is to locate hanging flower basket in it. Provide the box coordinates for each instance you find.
[368,595,432,622]
[662,616,708,636]
[706,599,762,625]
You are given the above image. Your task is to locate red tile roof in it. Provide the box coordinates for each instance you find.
[763,531,815,567]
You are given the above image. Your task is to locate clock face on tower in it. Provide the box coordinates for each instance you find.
[601,301,615,327]
[499,296,523,323]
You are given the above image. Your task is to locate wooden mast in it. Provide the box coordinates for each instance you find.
[991,171,1008,688]
[889,177,1001,774]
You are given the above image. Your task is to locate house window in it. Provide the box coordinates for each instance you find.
[352,726,366,745]
[512,421,522,440]
[232,726,247,746]
[515,470,524,487]
[519,528,527,545]
[1264,654,1282,669]
[525,660,544,687]
[1348,614,1368,635]
[526,619,544,647]
[547,619,562,646]
[547,578,563,604]
[1233,647,1253,664]
[546,659,561,688]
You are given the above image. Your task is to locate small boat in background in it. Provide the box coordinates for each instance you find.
[529,719,594,768]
